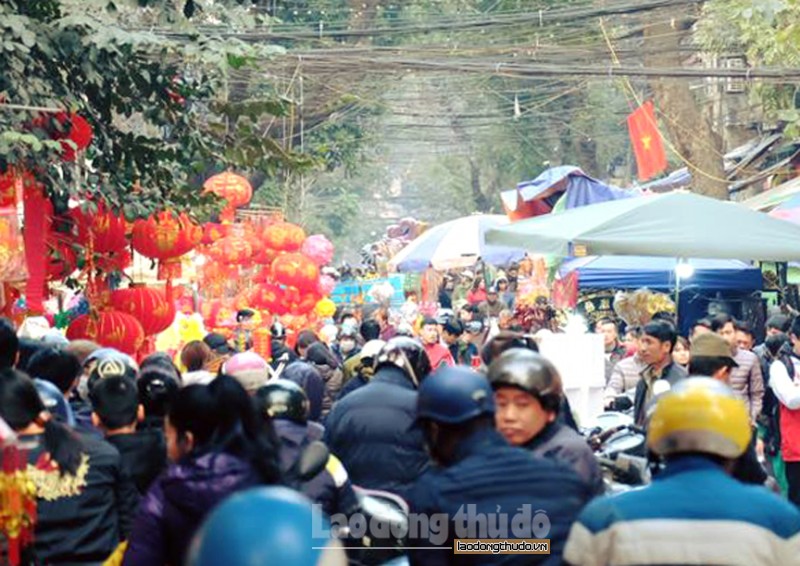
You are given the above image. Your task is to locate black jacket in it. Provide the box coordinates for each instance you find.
[106,429,168,495]
[406,427,594,565]
[524,421,604,495]
[275,420,359,517]
[324,365,431,498]
[18,432,138,565]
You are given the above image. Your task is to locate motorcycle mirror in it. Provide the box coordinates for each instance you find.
[297,440,330,482]
[613,395,633,411]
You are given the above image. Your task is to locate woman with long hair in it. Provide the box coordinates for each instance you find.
[0,368,137,564]
[123,375,282,566]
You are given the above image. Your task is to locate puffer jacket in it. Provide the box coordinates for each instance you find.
[283,361,325,422]
[324,365,430,499]
[310,361,344,418]
[122,452,260,566]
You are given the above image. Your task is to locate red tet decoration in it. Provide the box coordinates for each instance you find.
[71,202,128,254]
[132,211,201,279]
[263,222,306,253]
[66,310,145,355]
[22,174,51,314]
[271,253,320,293]
[110,287,176,336]
[207,235,254,265]
[0,169,20,207]
[203,172,253,221]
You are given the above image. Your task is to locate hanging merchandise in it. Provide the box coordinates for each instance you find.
[110,287,176,337]
[263,222,306,253]
[203,172,253,222]
[132,211,201,280]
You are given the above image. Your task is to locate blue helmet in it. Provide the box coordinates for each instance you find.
[188,486,347,566]
[416,366,495,424]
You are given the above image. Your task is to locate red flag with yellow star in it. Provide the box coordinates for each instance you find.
[627,100,667,181]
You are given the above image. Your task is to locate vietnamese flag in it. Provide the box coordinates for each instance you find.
[627,100,667,181]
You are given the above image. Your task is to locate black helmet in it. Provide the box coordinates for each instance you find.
[487,349,563,413]
[270,321,287,339]
[254,379,309,424]
[375,336,432,387]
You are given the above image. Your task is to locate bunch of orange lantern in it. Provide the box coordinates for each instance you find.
[197,173,338,348]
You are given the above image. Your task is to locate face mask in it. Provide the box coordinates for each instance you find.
[340,340,356,353]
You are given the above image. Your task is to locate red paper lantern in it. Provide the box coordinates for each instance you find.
[48,113,93,162]
[66,310,145,355]
[132,211,201,279]
[110,287,176,336]
[263,223,306,253]
[271,253,320,292]
[206,235,254,265]
[203,173,253,221]
[71,202,128,254]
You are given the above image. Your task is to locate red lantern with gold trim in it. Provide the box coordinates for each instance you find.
[263,223,306,253]
[110,287,176,336]
[132,211,201,279]
[71,202,128,254]
[271,253,319,292]
[203,172,253,221]
[66,310,145,355]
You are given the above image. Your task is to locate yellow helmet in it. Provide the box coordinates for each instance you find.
[647,377,751,459]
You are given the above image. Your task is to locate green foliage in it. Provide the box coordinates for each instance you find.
[696,0,800,134]
[0,0,303,222]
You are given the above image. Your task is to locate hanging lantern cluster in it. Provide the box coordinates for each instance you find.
[110,287,176,337]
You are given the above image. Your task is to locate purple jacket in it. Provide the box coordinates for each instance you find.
[123,452,259,566]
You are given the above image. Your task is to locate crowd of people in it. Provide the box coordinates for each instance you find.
[2,297,800,565]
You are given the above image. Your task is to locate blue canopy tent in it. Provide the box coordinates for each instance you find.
[559,256,763,335]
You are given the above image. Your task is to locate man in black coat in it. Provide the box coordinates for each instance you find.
[324,337,432,498]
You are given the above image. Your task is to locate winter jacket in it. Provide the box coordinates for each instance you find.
[406,427,593,565]
[106,429,168,495]
[310,361,344,417]
[604,355,646,405]
[324,365,431,499]
[564,455,800,566]
[122,452,260,566]
[274,420,359,517]
[729,347,765,423]
[633,362,688,426]
[337,373,369,400]
[283,361,325,422]
[523,421,604,495]
[17,432,138,565]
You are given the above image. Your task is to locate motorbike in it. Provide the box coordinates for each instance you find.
[294,441,409,566]
[584,409,650,494]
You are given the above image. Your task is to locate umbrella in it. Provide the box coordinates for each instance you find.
[486,191,800,261]
[388,214,525,272]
